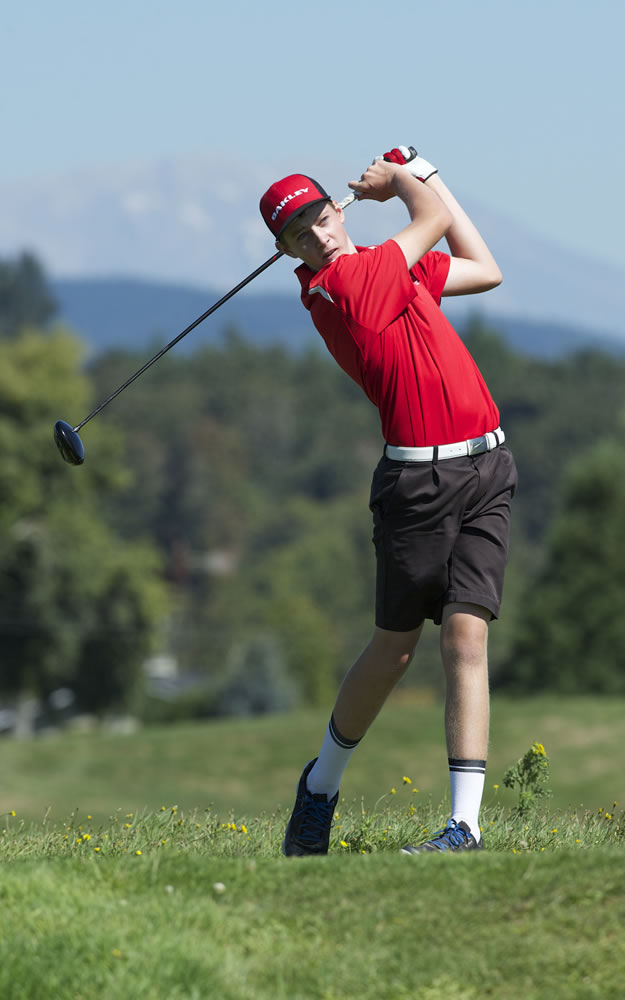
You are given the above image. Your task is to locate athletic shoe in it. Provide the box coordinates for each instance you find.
[282,759,338,857]
[400,819,483,855]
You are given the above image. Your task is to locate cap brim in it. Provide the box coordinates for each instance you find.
[276,197,332,240]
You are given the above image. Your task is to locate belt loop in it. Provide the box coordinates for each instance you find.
[432,445,439,465]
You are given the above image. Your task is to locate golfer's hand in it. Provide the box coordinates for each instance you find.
[348,159,401,202]
[380,146,438,183]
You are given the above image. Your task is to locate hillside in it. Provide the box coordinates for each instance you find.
[52,275,625,360]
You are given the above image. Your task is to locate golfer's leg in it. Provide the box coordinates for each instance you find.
[333,624,422,740]
[305,625,421,798]
[440,602,491,837]
[440,602,490,757]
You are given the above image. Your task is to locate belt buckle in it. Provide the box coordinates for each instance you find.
[467,435,487,456]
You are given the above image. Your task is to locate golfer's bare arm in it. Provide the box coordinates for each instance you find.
[424,175,502,295]
[349,161,452,269]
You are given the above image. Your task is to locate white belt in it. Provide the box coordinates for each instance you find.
[385,427,505,462]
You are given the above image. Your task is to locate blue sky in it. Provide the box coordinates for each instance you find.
[2,0,623,270]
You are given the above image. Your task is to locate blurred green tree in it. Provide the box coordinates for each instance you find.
[0,253,57,337]
[497,428,625,693]
[0,329,168,714]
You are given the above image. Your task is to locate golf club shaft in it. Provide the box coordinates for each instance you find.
[73,191,357,433]
[74,251,283,432]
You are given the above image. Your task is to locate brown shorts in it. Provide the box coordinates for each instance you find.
[369,446,518,630]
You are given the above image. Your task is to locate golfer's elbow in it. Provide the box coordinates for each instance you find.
[437,203,454,242]
[476,253,503,290]
[486,264,503,290]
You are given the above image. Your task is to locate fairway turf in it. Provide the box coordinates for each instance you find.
[2,694,624,1000]
[1,695,623,822]
[1,850,624,999]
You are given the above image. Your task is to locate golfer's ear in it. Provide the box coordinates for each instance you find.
[331,200,345,223]
[276,238,297,259]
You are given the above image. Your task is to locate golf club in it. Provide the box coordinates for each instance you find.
[54,191,357,465]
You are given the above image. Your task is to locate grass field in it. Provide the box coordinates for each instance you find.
[1,695,622,822]
[1,696,624,999]
[1,848,624,999]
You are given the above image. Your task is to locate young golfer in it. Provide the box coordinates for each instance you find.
[259,147,517,855]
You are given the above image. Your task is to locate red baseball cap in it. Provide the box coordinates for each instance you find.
[260,174,331,239]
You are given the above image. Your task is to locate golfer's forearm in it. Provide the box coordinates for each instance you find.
[392,171,452,267]
[425,174,500,277]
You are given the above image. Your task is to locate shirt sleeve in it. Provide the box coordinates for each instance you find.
[308,239,418,333]
[409,250,451,306]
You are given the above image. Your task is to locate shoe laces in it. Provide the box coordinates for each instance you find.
[430,820,471,850]
[295,797,334,847]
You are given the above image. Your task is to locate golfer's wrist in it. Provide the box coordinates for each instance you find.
[391,168,424,203]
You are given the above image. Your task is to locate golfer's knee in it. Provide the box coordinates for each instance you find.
[441,605,489,671]
[372,626,420,672]
[442,636,486,674]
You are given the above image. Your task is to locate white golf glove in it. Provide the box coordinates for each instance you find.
[376,145,438,182]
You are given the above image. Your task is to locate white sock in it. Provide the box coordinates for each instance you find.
[449,758,486,841]
[306,714,361,799]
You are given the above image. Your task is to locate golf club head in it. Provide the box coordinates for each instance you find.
[54,420,85,465]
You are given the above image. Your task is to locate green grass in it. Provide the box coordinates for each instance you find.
[0,695,622,823]
[1,697,624,998]
[1,832,624,998]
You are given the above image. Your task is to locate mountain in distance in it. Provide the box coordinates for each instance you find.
[51,274,625,362]
[2,151,624,353]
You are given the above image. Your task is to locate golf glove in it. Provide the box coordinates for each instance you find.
[379,146,438,182]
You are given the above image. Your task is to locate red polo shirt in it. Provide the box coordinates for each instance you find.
[295,240,500,447]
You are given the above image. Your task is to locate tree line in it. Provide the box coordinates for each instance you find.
[1,252,625,722]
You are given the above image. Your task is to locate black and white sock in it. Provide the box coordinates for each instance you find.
[306,714,362,799]
[449,757,486,842]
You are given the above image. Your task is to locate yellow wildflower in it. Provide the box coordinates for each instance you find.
[240,824,248,834]
[340,840,349,848]
[391,788,397,795]
[402,776,412,785]
[135,850,142,856]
